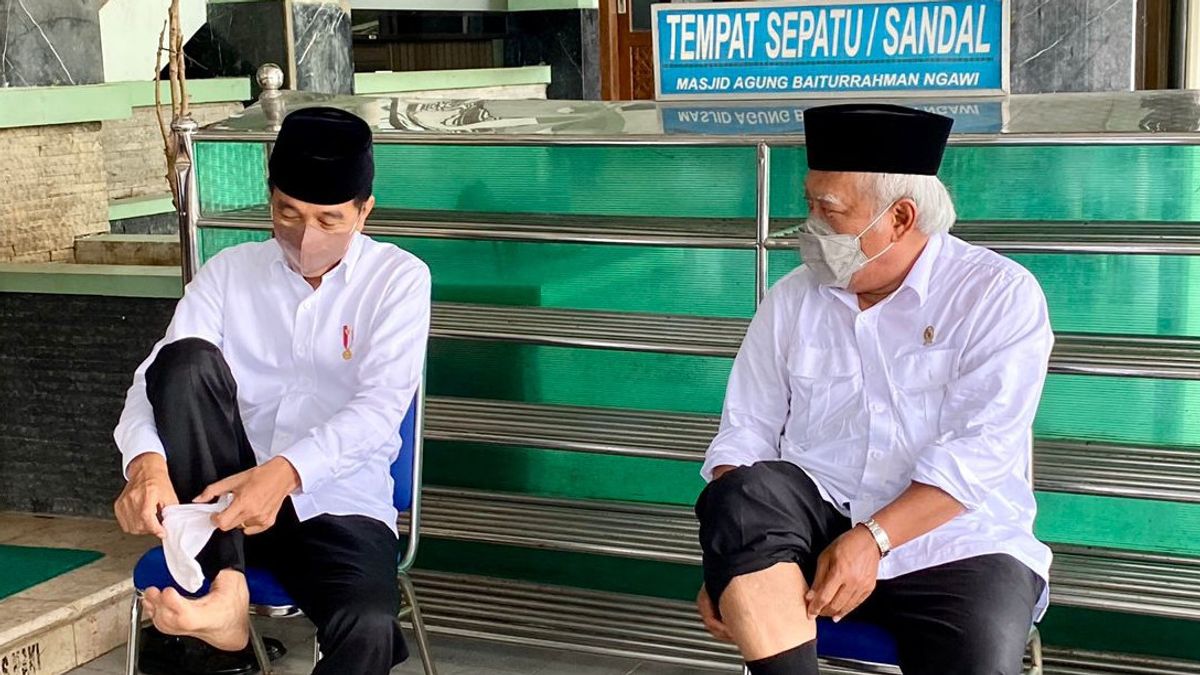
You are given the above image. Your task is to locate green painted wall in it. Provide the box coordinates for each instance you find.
[0,78,249,130]
[771,145,1200,222]
[0,263,180,298]
[197,141,1200,223]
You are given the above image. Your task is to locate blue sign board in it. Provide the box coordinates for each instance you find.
[659,100,1005,135]
[653,0,1009,100]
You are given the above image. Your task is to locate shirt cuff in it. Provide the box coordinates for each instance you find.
[279,438,334,493]
[701,452,750,481]
[701,444,777,481]
[911,444,986,512]
[701,425,782,481]
[119,430,166,480]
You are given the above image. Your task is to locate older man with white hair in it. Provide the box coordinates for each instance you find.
[694,104,1052,675]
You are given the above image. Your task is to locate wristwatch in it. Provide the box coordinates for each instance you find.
[860,518,892,559]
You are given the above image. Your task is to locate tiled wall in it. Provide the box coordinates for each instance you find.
[1011,0,1136,93]
[0,123,108,263]
[0,293,173,516]
[101,102,243,203]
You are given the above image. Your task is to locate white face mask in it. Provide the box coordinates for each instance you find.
[797,203,895,288]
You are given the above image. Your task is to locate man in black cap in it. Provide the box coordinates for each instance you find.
[112,107,430,674]
[694,104,1052,675]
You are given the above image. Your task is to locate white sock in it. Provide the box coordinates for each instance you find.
[161,494,234,593]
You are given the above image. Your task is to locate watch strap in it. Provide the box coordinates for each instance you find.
[860,518,892,558]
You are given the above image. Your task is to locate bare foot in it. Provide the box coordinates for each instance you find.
[142,570,250,651]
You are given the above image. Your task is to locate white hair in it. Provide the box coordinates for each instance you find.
[858,173,957,234]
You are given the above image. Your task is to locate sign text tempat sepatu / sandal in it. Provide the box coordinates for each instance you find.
[652,0,1009,100]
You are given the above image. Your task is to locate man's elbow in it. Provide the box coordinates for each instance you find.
[911,479,975,516]
[912,480,969,511]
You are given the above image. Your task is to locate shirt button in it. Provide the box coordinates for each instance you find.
[869,450,883,460]
[870,402,885,414]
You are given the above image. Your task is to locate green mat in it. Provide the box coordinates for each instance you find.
[0,545,104,600]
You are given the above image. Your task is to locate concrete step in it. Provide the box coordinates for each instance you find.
[74,234,179,267]
[107,194,178,236]
[0,514,146,675]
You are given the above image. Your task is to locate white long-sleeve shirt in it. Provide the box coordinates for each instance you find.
[114,233,431,532]
[703,233,1053,617]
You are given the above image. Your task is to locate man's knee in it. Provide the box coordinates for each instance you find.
[696,462,816,606]
[696,464,751,525]
[153,337,221,369]
[696,462,794,526]
[696,461,816,554]
[146,338,228,394]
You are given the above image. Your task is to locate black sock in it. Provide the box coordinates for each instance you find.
[746,640,818,675]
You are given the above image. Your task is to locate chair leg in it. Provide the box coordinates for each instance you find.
[1026,626,1044,675]
[398,573,438,675]
[125,593,143,675]
[312,628,321,666]
[248,622,274,675]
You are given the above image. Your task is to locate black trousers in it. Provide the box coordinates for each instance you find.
[696,461,1044,675]
[145,338,408,675]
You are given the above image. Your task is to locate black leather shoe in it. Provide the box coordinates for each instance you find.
[136,627,286,675]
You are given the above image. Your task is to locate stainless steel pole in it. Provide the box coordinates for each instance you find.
[754,142,771,305]
[172,116,201,285]
[1186,0,1200,87]
[258,63,286,202]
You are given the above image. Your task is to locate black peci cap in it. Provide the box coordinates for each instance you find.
[804,104,953,176]
[268,107,374,205]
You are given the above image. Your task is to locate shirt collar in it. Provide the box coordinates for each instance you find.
[270,231,365,284]
[338,232,365,283]
[270,238,288,279]
[900,232,944,307]
[819,232,945,309]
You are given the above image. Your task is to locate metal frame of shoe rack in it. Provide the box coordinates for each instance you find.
[169,98,1200,674]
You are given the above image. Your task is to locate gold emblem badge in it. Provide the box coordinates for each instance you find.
[923,325,935,346]
[342,325,353,360]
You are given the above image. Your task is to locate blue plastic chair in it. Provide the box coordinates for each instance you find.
[815,618,900,668]
[124,393,435,675]
[741,619,1041,674]
[822,619,1041,674]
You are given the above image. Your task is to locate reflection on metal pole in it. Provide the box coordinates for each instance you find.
[1174,0,1200,88]
[1189,0,1200,87]
[172,116,201,285]
[258,63,286,132]
[754,142,771,305]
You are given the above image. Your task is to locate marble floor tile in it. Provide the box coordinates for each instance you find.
[0,512,58,543]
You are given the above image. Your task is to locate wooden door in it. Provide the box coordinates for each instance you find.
[600,0,660,100]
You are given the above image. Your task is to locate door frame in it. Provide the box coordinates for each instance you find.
[598,0,624,99]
